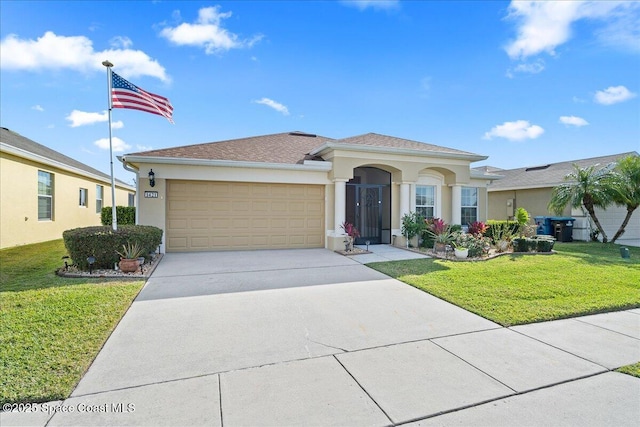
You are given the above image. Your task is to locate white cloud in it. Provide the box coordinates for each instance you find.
[504,1,639,60]
[559,115,589,127]
[109,36,133,49]
[0,31,169,82]
[160,6,263,54]
[136,144,153,151]
[483,120,545,141]
[66,110,108,127]
[341,0,400,11]
[32,105,44,112]
[66,110,124,128]
[94,136,130,152]
[253,97,290,115]
[506,59,545,78]
[594,85,637,105]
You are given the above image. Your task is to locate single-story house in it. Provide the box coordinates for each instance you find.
[119,131,496,253]
[0,127,136,249]
[483,151,640,242]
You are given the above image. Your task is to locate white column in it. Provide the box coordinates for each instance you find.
[451,184,462,225]
[334,179,347,234]
[400,183,410,218]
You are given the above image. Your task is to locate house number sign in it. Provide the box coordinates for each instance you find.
[144,191,159,198]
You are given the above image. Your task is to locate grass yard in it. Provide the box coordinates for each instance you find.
[617,362,640,378]
[0,240,144,405]
[369,242,640,327]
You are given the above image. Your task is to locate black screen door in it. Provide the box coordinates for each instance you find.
[355,185,382,244]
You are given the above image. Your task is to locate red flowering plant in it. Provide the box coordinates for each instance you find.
[468,221,488,236]
[341,221,360,252]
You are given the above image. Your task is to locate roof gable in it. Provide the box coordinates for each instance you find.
[128,132,335,164]
[334,132,482,157]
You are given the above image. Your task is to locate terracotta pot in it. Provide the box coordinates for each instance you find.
[119,258,139,273]
[434,242,446,252]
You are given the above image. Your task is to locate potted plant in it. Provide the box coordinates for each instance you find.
[425,218,455,252]
[341,221,360,252]
[452,243,469,259]
[116,242,145,273]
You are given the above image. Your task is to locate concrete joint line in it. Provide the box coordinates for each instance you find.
[508,327,611,371]
[573,317,640,341]
[332,355,395,426]
[150,263,361,279]
[429,340,518,394]
[218,373,224,427]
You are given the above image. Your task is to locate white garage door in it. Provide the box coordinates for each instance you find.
[166,181,325,252]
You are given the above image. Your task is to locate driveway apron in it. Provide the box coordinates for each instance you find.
[5,247,637,427]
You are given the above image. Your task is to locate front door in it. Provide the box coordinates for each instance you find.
[354,185,382,244]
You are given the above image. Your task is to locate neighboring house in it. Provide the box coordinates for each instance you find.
[483,152,640,242]
[119,131,495,252]
[0,127,136,249]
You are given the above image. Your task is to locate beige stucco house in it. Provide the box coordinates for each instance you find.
[119,131,495,253]
[0,127,136,249]
[484,151,640,242]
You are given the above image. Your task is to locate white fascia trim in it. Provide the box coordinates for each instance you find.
[120,155,333,172]
[487,183,561,192]
[1,143,135,191]
[310,142,488,162]
[470,170,505,180]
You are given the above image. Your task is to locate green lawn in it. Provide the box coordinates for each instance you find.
[617,362,640,378]
[0,240,144,405]
[369,242,640,326]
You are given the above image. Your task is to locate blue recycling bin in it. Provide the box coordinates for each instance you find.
[534,216,552,235]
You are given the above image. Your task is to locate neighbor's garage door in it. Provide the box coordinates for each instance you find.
[166,180,325,252]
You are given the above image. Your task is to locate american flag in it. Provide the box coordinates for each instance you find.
[111,72,174,124]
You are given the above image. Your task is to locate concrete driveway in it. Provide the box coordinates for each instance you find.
[5,248,638,426]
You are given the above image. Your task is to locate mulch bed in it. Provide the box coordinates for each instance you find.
[56,254,163,279]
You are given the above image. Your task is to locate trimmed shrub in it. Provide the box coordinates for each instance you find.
[513,236,554,253]
[63,225,162,270]
[101,206,136,226]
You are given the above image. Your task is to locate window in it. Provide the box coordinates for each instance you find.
[96,185,103,214]
[416,185,435,219]
[79,188,88,207]
[461,187,478,225]
[128,193,135,207]
[38,171,54,220]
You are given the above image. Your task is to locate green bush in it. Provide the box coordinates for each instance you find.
[486,221,519,242]
[62,225,162,270]
[101,206,136,226]
[512,236,554,253]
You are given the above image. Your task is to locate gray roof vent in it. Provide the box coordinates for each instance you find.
[289,132,317,138]
[525,164,551,172]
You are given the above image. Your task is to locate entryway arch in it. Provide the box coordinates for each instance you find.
[346,167,391,244]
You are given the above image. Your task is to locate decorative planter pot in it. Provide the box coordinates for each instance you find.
[118,258,139,273]
[454,248,469,259]
[434,242,447,252]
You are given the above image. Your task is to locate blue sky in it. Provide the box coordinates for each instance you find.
[1,0,639,183]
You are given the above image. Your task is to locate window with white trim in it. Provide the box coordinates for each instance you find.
[461,187,478,225]
[96,185,103,214]
[416,185,435,219]
[38,171,54,220]
[79,188,88,207]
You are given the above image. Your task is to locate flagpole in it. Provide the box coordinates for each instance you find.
[102,60,118,231]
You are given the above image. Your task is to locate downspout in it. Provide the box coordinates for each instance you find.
[118,156,140,224]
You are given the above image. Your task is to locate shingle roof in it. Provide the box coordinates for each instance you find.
[333,133,482,157]
[487,151,639,191]
[127,132,335,164]
[0,127,132,187]
[127,131,485,163]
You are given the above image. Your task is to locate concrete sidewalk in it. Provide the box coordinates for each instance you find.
[2,249,638,426]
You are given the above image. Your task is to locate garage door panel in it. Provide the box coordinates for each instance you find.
[167,181,324,252]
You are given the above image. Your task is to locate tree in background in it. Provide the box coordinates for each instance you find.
[609,155,640,243]
[548,164,615,243]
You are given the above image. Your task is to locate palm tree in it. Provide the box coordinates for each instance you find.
[609,155,640,243]
[548,164,615,243]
